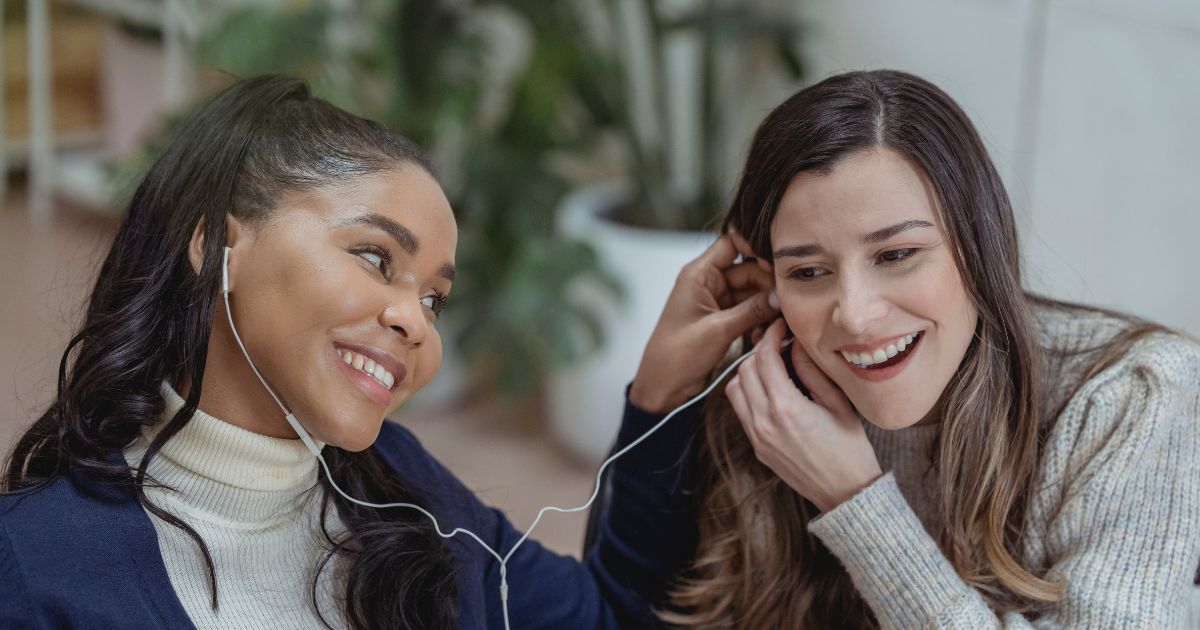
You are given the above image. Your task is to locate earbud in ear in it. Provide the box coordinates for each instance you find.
[223,247,232,296]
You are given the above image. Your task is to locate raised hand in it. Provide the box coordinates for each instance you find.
[726,319,882,513]
[629,233,778,413]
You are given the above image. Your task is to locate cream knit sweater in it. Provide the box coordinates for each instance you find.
[124,383,348,630]
[808,306,1200,628]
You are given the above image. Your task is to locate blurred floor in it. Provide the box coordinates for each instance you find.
[0,191,597,559]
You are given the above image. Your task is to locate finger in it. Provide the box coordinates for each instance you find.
[726,376,751,423]
[790,340,855,416]
[709,290,780,339]
[693,233,740,272]
[726,377,763,449]
[755,320,814,408]
[750,324,765,346]
[727,227,756,259]
[728,227,772,274]
[737,347,772,420]
[724,261,774,296]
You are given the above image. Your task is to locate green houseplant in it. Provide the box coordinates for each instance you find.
[541,0,806,460]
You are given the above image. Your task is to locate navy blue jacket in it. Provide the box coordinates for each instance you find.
[0,397,701,629]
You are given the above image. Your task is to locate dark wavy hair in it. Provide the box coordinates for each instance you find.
[3,75,459,630]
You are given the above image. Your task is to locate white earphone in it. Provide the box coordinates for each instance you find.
[221,245,772,629]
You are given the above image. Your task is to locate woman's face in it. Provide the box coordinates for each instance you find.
[202,166,456,451]
[770,149,977,429]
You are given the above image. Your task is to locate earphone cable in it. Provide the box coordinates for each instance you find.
[222,246,778,629]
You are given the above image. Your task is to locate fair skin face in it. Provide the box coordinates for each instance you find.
[636,148,978,513]
[187,166,457,451]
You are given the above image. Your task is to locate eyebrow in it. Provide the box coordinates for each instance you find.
[773,243,826,259]
[773,219,935,260]
[861,220,935,244]
[437,262,457,282]
[335,213,419,256]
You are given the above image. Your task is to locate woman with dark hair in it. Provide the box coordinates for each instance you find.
[628,70,1200,628]
[0,75,781,629]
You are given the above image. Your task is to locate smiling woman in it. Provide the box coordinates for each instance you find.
[0,75,775,630]
[625,70,1200,629]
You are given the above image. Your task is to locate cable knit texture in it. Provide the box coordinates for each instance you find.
[123,382,347,629]
[807,305,1200,629]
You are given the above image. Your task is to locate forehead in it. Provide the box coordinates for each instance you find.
[281,166,458,257]
[772,149,940,240]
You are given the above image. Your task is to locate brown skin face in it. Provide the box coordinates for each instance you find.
[187,166,457,451]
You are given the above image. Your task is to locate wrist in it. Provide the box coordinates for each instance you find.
[823,467,884,513]
[628,379,675,414]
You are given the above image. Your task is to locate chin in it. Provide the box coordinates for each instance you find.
[310,405,388,452]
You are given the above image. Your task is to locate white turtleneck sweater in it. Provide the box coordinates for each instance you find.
[124,383,348,629]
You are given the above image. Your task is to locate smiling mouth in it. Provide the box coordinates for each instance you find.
[839,331,922,369]
[338,348,397,390]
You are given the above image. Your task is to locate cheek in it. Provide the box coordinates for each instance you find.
[778,294,825,342]
[413,326,443,389]
[294,262,380,327]
[896,257,978,356]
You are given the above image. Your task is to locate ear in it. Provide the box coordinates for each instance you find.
[187,215,249,284]
[188,217,206,277]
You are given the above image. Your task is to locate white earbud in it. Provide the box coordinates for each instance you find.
[222,246,231,297]
[219,243,778,630]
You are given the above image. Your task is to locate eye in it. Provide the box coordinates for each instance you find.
[350,245,392,276]
[878,248,918,263]
[420,292,447,316]
[788,266,829,281]
[359,252,384,269]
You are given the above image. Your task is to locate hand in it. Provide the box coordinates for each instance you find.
[726,319,882,513]
[629,232,778,413]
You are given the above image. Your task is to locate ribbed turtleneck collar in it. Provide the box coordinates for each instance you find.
[123,382,325,527]
[861,417,940,534]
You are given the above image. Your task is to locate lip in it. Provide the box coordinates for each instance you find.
[333,342,407,407]
[841,331,923,383]
[834,331,920,355]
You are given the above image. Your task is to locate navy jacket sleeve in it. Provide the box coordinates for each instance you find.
[373,393,701,630]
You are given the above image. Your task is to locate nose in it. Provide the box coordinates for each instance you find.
[380,298,428,348]
[830,269,888,335]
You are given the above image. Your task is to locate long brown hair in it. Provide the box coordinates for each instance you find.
[663,70,1170,628]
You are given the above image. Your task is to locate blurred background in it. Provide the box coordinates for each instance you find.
[1,0,1198,565]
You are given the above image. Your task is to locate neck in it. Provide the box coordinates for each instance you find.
[198,301,301,440]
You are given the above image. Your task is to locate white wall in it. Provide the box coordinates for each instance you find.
[797,0,1200,336]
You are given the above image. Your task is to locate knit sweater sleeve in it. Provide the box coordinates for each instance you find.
[807,336,1200,629]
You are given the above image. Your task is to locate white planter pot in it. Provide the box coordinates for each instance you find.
[548,182,716,463]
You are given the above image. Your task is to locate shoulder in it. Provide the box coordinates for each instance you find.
[371,419,449,483]
[1033,300,1200,417]
[370,420,488,519]
[1037,311,1200,488]
[0,468,152,560]
[0,470,172,626]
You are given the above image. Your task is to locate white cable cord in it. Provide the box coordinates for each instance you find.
[223,246,781,629]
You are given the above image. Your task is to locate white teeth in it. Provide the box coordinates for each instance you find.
[340,349,396,390]
[841,332,921,369]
